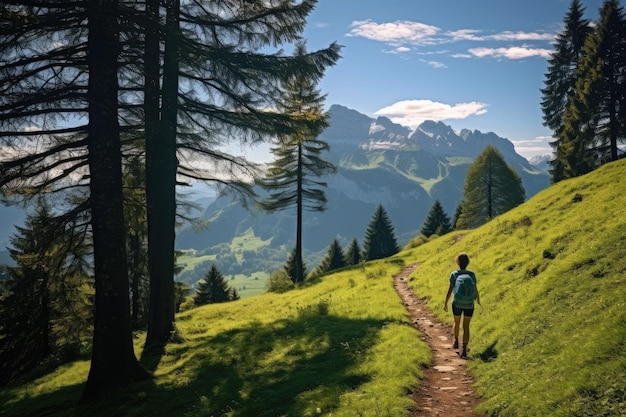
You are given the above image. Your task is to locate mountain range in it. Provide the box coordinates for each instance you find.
[0,104,551,278]
[176,104,550,257]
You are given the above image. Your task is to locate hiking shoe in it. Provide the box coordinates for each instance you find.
[460,349,468,359]
[453,339,459,349]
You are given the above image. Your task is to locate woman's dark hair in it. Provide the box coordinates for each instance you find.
[456,253,470,269]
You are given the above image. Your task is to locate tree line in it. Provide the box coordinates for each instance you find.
[542,0,626,182]
[0,0,340,399]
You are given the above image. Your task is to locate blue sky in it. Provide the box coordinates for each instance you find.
[299,0,606,159]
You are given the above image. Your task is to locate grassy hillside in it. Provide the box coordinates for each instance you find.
[0,258,431,417]
[2,159,625,416]
[404,158,626,416]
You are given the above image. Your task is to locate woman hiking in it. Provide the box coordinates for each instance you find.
[444,252,481,359]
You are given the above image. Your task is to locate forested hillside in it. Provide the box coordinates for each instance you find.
[174,105,550,291]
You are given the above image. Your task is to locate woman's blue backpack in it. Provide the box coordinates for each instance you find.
[453,272,476,305]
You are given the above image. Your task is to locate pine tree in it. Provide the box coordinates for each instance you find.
[420,200,452,237]
[318,238,346,274]
[194,264,237,306]
[258,42,338,284]
[452,203,463,230]
[562,0,626,175]
[344,238,362,266]
[284,246,307,284]
[541,0,591,182]
[363,205,400,261]
[0,200,91,385]
[456,146,526,229]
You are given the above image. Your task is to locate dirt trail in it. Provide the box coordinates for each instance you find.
[393,264,484,417]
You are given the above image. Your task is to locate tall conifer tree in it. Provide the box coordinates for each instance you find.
[317,238,346,274]
[363,205,399,261]
[456,146,525,229]
[420,200,452,237]
[541,0,590,182]
[344,238,362,266]
[193,264,237,306]
[565,0,626,172]
[142,1,341,343]
[258,43,338,284]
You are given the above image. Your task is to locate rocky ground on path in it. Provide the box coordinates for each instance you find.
[393,264,485,417]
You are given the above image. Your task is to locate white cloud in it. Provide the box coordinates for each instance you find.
[347,20,440,45]
[469,46,553,59]
[346,20,556,60]
[511,138,554,158]
[390,46,411,53]
[373,99,488,128]
[450,53,473,59]
[447,29,554,42]
[420,59,447,69]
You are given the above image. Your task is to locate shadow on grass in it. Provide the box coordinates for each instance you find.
[152,311,384,417]
[3,309,391,417]
[139,341,167,372]
[0,383,85,417]
[476,341,499,362]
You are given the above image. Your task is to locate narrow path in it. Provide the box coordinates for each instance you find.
[393,264,484,417]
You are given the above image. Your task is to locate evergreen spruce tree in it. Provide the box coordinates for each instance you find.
[318,238,346,274]
[541,0,591,182]
[420,200,452,237]
[258,43,338,284]
[194,264,237,306]
[452,203,463,230]
[561,0,626,176]
[0,200,91,385]
[456,146,526,229]
[363,205,400,261]
[284,246,307,284]
[344,238,362,266]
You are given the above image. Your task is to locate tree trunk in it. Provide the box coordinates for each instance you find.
[295,143,304,284]
[145,0,178,350]
[82,0,147,400]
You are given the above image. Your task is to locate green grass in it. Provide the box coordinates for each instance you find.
[0,258,430,417]
[228,272,268,298]
[177,251,217,271]
[3,159,626,416]
[403,158,626,416]
[230,228,272,262]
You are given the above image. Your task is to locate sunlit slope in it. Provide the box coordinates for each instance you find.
[1,258,431,417]
[3,160,626,417]
[403,158,626,416]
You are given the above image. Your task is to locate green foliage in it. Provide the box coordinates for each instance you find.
[257,42,338,285]
[457,145,525,229]
[265,269,295,294]
[404,234,431,250]
[174,281,191,313]
[315,238,346,276]
[363,205,400,261]
[0,200,92,385]
[452,201,463,229]
[344,238,362,266]
[420,199,451,237]
[193,264,238,306]
[540,0,590,133]
[543,0,626,182]
[284,246,307,284]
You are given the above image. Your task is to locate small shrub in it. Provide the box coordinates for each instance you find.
[266,269,295,293]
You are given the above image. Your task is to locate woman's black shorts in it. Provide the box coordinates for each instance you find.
[452,303,474,317]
